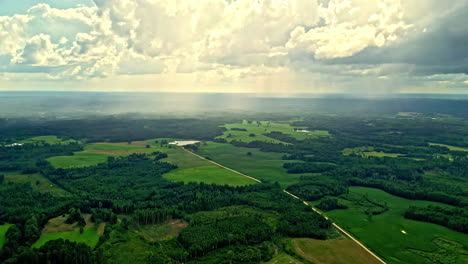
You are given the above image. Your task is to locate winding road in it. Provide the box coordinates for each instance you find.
[182,147,388,264]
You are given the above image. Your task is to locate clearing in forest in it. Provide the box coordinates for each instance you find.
[33,214,104,249]
[326,187,468,264]
[342,147,405,158]
[290,237,382,264]
[4,173,70,197]
[429,143,468,152]
[135,219,188,243]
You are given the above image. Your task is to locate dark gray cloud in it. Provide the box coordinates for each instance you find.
[325,2,468,76]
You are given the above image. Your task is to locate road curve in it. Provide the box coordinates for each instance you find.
[182,147,387,264]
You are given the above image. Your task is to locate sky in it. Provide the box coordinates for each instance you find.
[0,0,467,94]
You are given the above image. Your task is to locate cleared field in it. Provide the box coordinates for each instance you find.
[33,214,103,249]
[20,135,77,145]
[0,224,13,249]
[342,147,404,158]
[195,141,304,187]
[32,227,100,248]
[264,252,303,264]
[163,165,256,186]
[135,219,188,243]
[4,173,70,196]
[47,152,110,169]
[217,121,330,143]
[291,237,382,264]
[326,187,468,264]
[429,143,468,152]
[100,229,157,264]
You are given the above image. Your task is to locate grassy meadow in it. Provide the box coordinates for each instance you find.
[429,143,468,152]
[217,121,330,143]
[195,141,305,187]
[326,187,468,264]
[0,224,13,249]
[342,147,405,158]
[32,227,101,249]
[47,152,111,169]
[4,173,70,197]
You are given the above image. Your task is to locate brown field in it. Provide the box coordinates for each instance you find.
[135,219,188,242]
[291,236,382,264]
[42,215,77,235]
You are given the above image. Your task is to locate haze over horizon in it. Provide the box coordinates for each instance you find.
[1,0,468,94]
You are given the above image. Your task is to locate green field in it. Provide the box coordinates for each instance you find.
[46,140,256,186]
[100,228,158,264]
[32,227,101,248]
[342,147,405,158]
[163,165,256,186]
[264,252,303,264]
[47,152,111,169]
[4,173,70,196]
[217,121,330,143]
[290,237,382,264]
[20,135,77,145]
[195,141,304,187]
[0,224,13,249]
[326,187,468,264]
[429,143,468,152]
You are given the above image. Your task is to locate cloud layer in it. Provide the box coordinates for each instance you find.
[0,0,467,93]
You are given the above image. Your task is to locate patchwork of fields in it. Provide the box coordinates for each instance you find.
[217,121,330,143]
[45,139,256,186]
[326,187,468,264]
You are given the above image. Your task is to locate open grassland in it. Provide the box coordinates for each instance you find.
[33,214,103,249]
[0,224,13,249]
[135,219,188,243]
[100,229,157,264]
[290,237,382,264]
[429,143,468,152]
[217,121,330,143]
[4,173,70,197]
[47,152,111,169]
[326,187,468,264]
[20,135,77,145]
[264,252,303,264]
[342,147,405,158]
[195,141,305,187]
[32,227,100,248]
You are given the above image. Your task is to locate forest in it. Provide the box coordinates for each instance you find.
[0,112,467,264]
